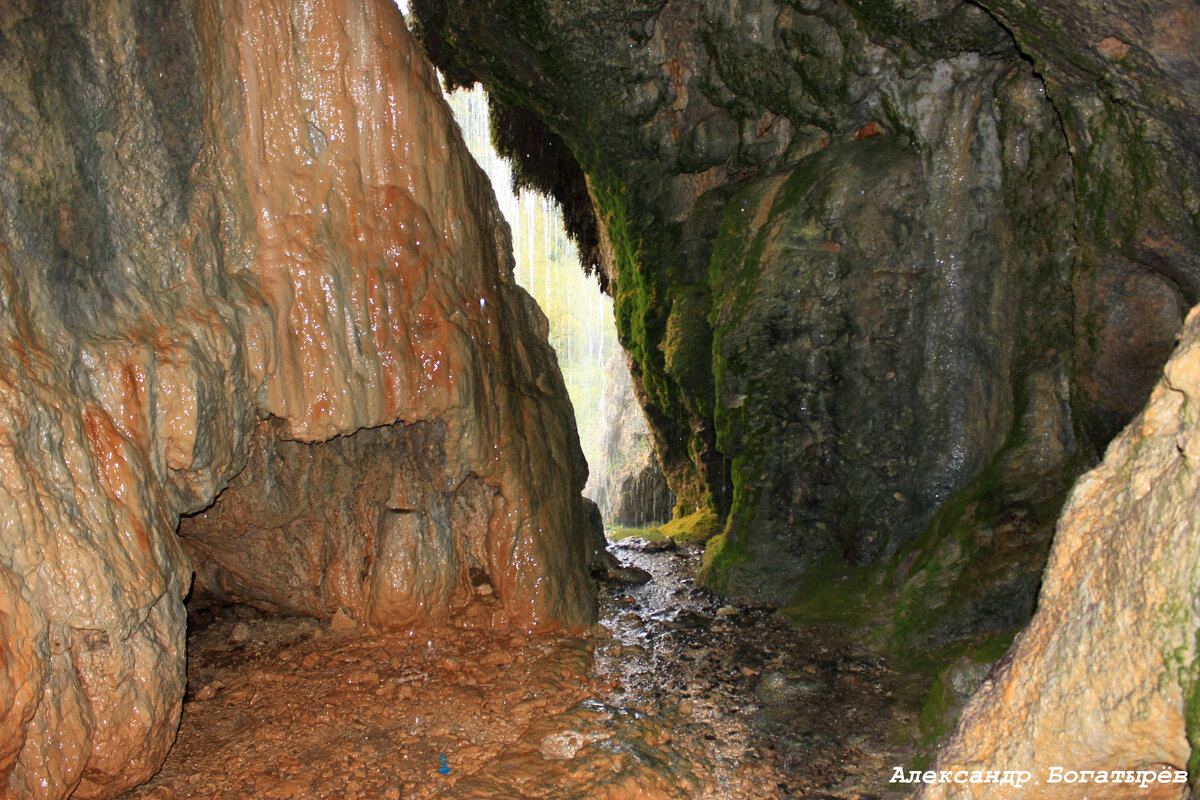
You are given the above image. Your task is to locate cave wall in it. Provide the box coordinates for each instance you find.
[409,0,1092,623]
[979,0,1200,447]
[918,306,1200,797]
[411,0,1200,777]
[0,0,596,797]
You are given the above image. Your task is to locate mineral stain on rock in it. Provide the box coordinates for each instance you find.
[3,0,1200,796]
[0,0,594,794]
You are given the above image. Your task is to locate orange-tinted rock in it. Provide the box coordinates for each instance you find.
[852,120,885,139]
[182,419,492,631]
[0,0,594,796]
[194,0,595,632]
[917,307,1200,798]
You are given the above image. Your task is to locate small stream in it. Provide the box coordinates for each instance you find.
[122,538,913,800]
[594,538,912,799]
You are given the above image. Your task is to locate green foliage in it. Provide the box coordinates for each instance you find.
[660,509,722,545]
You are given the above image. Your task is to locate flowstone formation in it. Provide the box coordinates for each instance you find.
[917,305,1200,798]
[0,0,595,797]
[412,0,1200,776]
[410,0,1200,647]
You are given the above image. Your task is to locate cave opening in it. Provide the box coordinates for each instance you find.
[7,0,1200,795]
[444,81,677,532]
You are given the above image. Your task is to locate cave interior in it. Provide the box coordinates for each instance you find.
[0,0,1199,798]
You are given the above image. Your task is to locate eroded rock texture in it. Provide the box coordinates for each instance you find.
[917,306,1200,798]
[0,0,595,797]
[980,0,1200,447]
[410,0,1088,628]
[183,420,517,631]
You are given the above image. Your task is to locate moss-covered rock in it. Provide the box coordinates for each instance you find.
[409,0,1197,651]
[609,508,721,546]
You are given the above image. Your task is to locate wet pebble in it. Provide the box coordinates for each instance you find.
[607,564,653,585]
[613,536,677,553]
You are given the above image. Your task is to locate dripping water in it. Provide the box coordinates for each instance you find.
[444,84,619,501]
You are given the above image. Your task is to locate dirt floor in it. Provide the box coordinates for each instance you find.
[121,542,916,799]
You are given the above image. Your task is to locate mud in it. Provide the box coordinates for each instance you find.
[120,544,914,799]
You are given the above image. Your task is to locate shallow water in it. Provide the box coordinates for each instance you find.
[121,543,912,799]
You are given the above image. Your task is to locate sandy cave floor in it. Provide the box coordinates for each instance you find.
[121,544,915,800]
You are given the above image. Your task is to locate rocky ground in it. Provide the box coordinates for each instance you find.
[121,543,915,800]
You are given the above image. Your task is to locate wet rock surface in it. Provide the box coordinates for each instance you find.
[410,0,1089,634]
[588,349,675,528]
[119,546,913,800]
[918,307,1200,799]
[181,418,501,631]
[596,547,912,799]
[0,0,595,794]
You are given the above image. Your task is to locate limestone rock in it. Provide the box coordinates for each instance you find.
[200,0,596,631]
[182,420,495,631]
[0,0,594,796]
[411,0,1084,618]
[587,349,674,528]
[916,306,1200,798]
[975,0,1200,447]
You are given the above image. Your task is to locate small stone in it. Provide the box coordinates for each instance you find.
[482,649,514,667]
[613,536,676,553]
[755,671,823,703]
[606,565,652,585]
[265,776,313,798]
[193,682,218,701]
[945,656,994,699]
[330,609,357,632]
[540,729,608,760]
[715,605,738,616]
[230,622,251,643]
[1097,36,1131,59]
[345,668,380,685]
[853,120,885,139]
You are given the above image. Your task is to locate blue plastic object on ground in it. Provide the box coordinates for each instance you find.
[438,753,451,775]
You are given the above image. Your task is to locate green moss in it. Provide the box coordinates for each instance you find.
[1185,627,1200,782]
[660,509,722,545]
[589,172,719,515]
[705,175,783,562]
[662,293,715,419]
[698,532,754,591]
[607,526,668,543]
[918,673,950,741]
[608,510,720,547]
[910,635,1014,766]
[779,557,884,631]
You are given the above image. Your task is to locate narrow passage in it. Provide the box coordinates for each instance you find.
[122,542,913,800]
